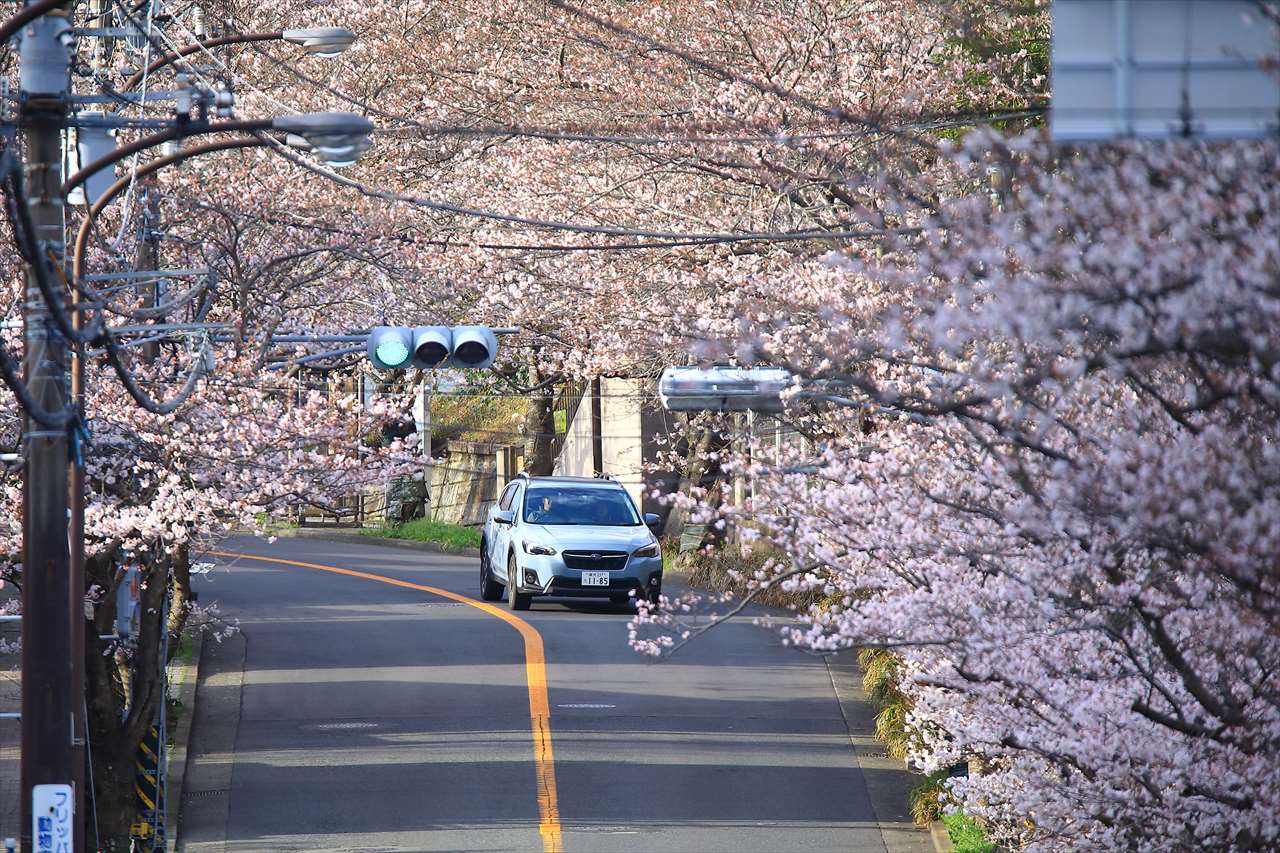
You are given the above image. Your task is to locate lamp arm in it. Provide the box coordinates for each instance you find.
[62,118,273,197]
[121,30,284,91]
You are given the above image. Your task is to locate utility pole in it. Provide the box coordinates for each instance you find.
[414,376,432,458]
[590,376,603,475]
[18,4,83,852]
[138,179,161,363]
[414,376,432,514]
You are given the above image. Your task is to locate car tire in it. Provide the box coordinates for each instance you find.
[479,546,503,601]
[507,554,531,611]
[646,585,661,607]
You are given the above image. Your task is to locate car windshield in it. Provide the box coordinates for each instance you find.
[522,486,641,526]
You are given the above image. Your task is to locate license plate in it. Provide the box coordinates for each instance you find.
[581,571,610,586]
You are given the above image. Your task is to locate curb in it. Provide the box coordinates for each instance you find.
[931,820,955,852]
[165,630,203,853]
[275,526,481,558]
[823,653,935,853]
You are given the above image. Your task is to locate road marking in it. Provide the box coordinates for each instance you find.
[208,550,564,853]
[310,721,380,730]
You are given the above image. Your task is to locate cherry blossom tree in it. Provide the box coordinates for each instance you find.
[633,134,1280,850]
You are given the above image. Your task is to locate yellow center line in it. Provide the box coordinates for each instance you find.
[208,549,564,853]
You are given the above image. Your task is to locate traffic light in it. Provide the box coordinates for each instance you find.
[367,326,413,369]
[366,325,500,370]
[658,366,793,413]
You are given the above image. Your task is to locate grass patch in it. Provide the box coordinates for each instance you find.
[659,536,681,567]
[164,631,197,748]
[943,812,995,853]
[258,514,298,534]
[174,632,194,665]
[359,517,482,552]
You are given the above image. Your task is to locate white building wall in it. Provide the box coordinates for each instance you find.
[553,393,595,477]
[600,377,646,510]
[552,378,647,510]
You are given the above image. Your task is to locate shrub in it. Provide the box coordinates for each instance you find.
[911,769,950,826]
[676,540,823,609]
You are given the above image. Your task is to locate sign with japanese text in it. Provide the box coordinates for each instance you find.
[32,784,73,853]
[1052,0,1280,141]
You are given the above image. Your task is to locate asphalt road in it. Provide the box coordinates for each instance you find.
[177,534,928,853]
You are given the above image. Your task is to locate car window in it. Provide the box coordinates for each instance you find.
[497,483,517,511]
[522,487,641,526]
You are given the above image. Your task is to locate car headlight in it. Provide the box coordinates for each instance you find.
[523,540,557,556]
[632,542,660,558]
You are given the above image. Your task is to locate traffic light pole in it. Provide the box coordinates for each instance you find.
[19,5,83,850]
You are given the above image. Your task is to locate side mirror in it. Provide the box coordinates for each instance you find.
[644,512,662,532]
[493,510,515,526]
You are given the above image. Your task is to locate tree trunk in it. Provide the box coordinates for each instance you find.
[167,543,191,660]
[695,423,732,553]
[85,552,171,847]
[523,376,558,475]
[666,418,731,550]
[662,422,710,540]
[90,740,142,851]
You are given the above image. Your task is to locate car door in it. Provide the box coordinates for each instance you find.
[486,483,514,568]
[492,482,522,581]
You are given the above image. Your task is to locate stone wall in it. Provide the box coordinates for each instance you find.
[427,441,512,527]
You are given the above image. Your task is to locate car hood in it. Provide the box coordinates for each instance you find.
[525,524,652,552]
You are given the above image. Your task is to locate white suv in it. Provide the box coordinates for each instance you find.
[479,475,663,610]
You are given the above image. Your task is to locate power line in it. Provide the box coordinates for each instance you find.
[159,194,876,253]
[240,36,1040,145]
[97,12,1034,257]
[5,142,211,417]
[119,13,930,248]
[259,135,918,245]
[546,0,939,147]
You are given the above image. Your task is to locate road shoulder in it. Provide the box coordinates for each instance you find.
[826,653,937,853]
[166,630,203,852]
[174,630,247,852]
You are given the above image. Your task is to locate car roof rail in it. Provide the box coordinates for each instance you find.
[593,471,617,481]
[516,471,531,481]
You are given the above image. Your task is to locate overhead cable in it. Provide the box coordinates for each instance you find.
[260,135,916,245]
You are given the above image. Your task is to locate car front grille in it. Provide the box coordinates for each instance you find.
[562,550,628,571]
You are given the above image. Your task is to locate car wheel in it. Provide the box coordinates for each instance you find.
[479,546,503,601]
[507,553,531,611]
[646,585,662,607]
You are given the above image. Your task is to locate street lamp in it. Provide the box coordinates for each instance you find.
[69,114,372,281]
[284,132,372,168]
[658,366,794,413]
[122,26,356,90]
[282,27,357,57]
[272,111,374,167]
